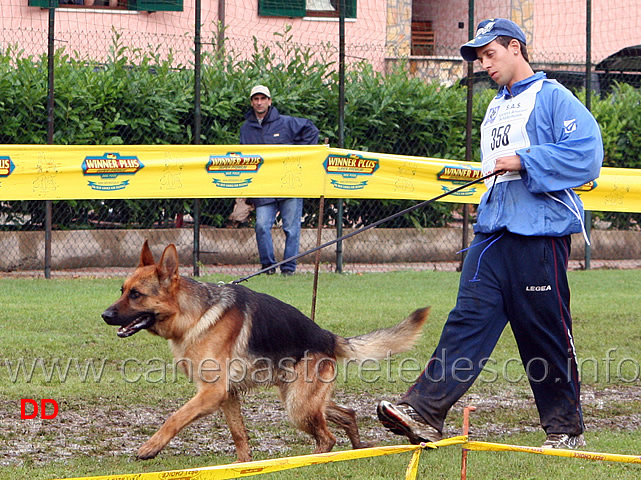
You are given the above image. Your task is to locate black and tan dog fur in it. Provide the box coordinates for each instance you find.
[102,241,428,462]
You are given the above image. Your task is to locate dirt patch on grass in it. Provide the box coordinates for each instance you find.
[2,385,641,468]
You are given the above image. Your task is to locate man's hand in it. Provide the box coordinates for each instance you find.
[493,155,522,174]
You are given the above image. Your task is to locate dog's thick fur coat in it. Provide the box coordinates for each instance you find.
[102,241,428,462]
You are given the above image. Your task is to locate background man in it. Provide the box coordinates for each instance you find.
[377,18,603,450]
[240,85,319,275]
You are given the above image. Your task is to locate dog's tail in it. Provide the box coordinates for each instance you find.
[334,307,429,360]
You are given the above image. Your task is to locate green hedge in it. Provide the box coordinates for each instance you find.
[0,32,639,229]
[1,40,637,163]
[0,32,482,157]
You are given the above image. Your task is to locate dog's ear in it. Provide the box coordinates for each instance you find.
[157,244,180,286]
[139,240,156,267]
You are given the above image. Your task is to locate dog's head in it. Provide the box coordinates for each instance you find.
[102,240,181,338]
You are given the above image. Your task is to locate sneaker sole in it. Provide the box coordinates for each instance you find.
[542,441,587,450]
[376,402,430,445]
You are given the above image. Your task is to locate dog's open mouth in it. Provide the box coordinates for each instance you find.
[117,314,156,338]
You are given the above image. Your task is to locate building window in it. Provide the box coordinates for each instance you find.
[411,20,435,56]
[258,0,356,19]
[28,0,183,12]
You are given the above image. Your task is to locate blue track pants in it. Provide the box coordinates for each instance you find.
[403,231,584,436]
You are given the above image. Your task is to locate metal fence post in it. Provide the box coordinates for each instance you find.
[584,0,592,270]
[461,0,475,271]
[335,0,346,274]
[192,0,203,277]
[44,0,56,279]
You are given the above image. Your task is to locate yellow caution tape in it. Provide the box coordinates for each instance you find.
[48,435,641,480]
[432,435,468,448]
[49,437,468,480]
[464,440,641,464]
[405,448,422,480]
[50,444,425,480]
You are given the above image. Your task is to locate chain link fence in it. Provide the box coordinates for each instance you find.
[0,197,473,276]
[1,0,641,277]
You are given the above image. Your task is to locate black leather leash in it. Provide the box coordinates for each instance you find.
[231,170,498,284]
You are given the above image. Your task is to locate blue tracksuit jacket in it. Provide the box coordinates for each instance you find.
[476,72,603,237]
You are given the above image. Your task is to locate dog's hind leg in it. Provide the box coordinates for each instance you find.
[221,393,251,463]
[280,354,337,454]
[325,402,373,449]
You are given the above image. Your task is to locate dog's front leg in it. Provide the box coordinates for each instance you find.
[221,393,251,463]
[137,384,226,460]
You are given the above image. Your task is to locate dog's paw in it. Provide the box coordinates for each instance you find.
[137,441,161,460]
[355,441,375,449]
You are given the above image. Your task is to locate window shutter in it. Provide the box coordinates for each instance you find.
[28,0,59,7]
[259,0,305,17]
[344,0,356,18]
[131,0,182,11]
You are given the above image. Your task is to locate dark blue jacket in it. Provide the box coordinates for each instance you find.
[240,106,319,207]
[240,106,319,145]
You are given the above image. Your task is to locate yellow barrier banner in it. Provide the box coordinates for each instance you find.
[1,144,640,212]
[465,440,641,464]
[405,448,423,479]
[49,437,469,480]
[50,444,423,480]
[49,435,641,480]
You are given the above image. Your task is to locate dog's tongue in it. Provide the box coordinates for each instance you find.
[117,316,154,338]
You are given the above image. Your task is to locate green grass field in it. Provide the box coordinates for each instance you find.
[1,269,641,479]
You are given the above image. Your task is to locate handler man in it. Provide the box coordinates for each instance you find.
[377,18,603,449]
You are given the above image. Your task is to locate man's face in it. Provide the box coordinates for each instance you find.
[476,39,519,88]
[251,94,272,118]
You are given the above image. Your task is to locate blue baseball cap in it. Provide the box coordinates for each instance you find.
[460,18,527,62]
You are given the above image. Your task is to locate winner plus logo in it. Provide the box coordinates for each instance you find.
[437,165,483,196]
[206,152,264,189]
[0,156,14,177]
[82,152,144,192]
[324,153,379,191]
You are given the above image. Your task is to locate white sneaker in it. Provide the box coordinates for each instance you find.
[541,433,586,449]
[376,401,442,444]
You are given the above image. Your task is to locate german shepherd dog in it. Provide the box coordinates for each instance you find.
[102,241,429,462]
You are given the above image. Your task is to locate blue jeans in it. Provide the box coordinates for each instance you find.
[254,198,303,273]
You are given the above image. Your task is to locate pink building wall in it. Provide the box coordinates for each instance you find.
[461,0,639,67]
[530,0,640,65]
[0,0,386,69]
[0,0,640,75]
